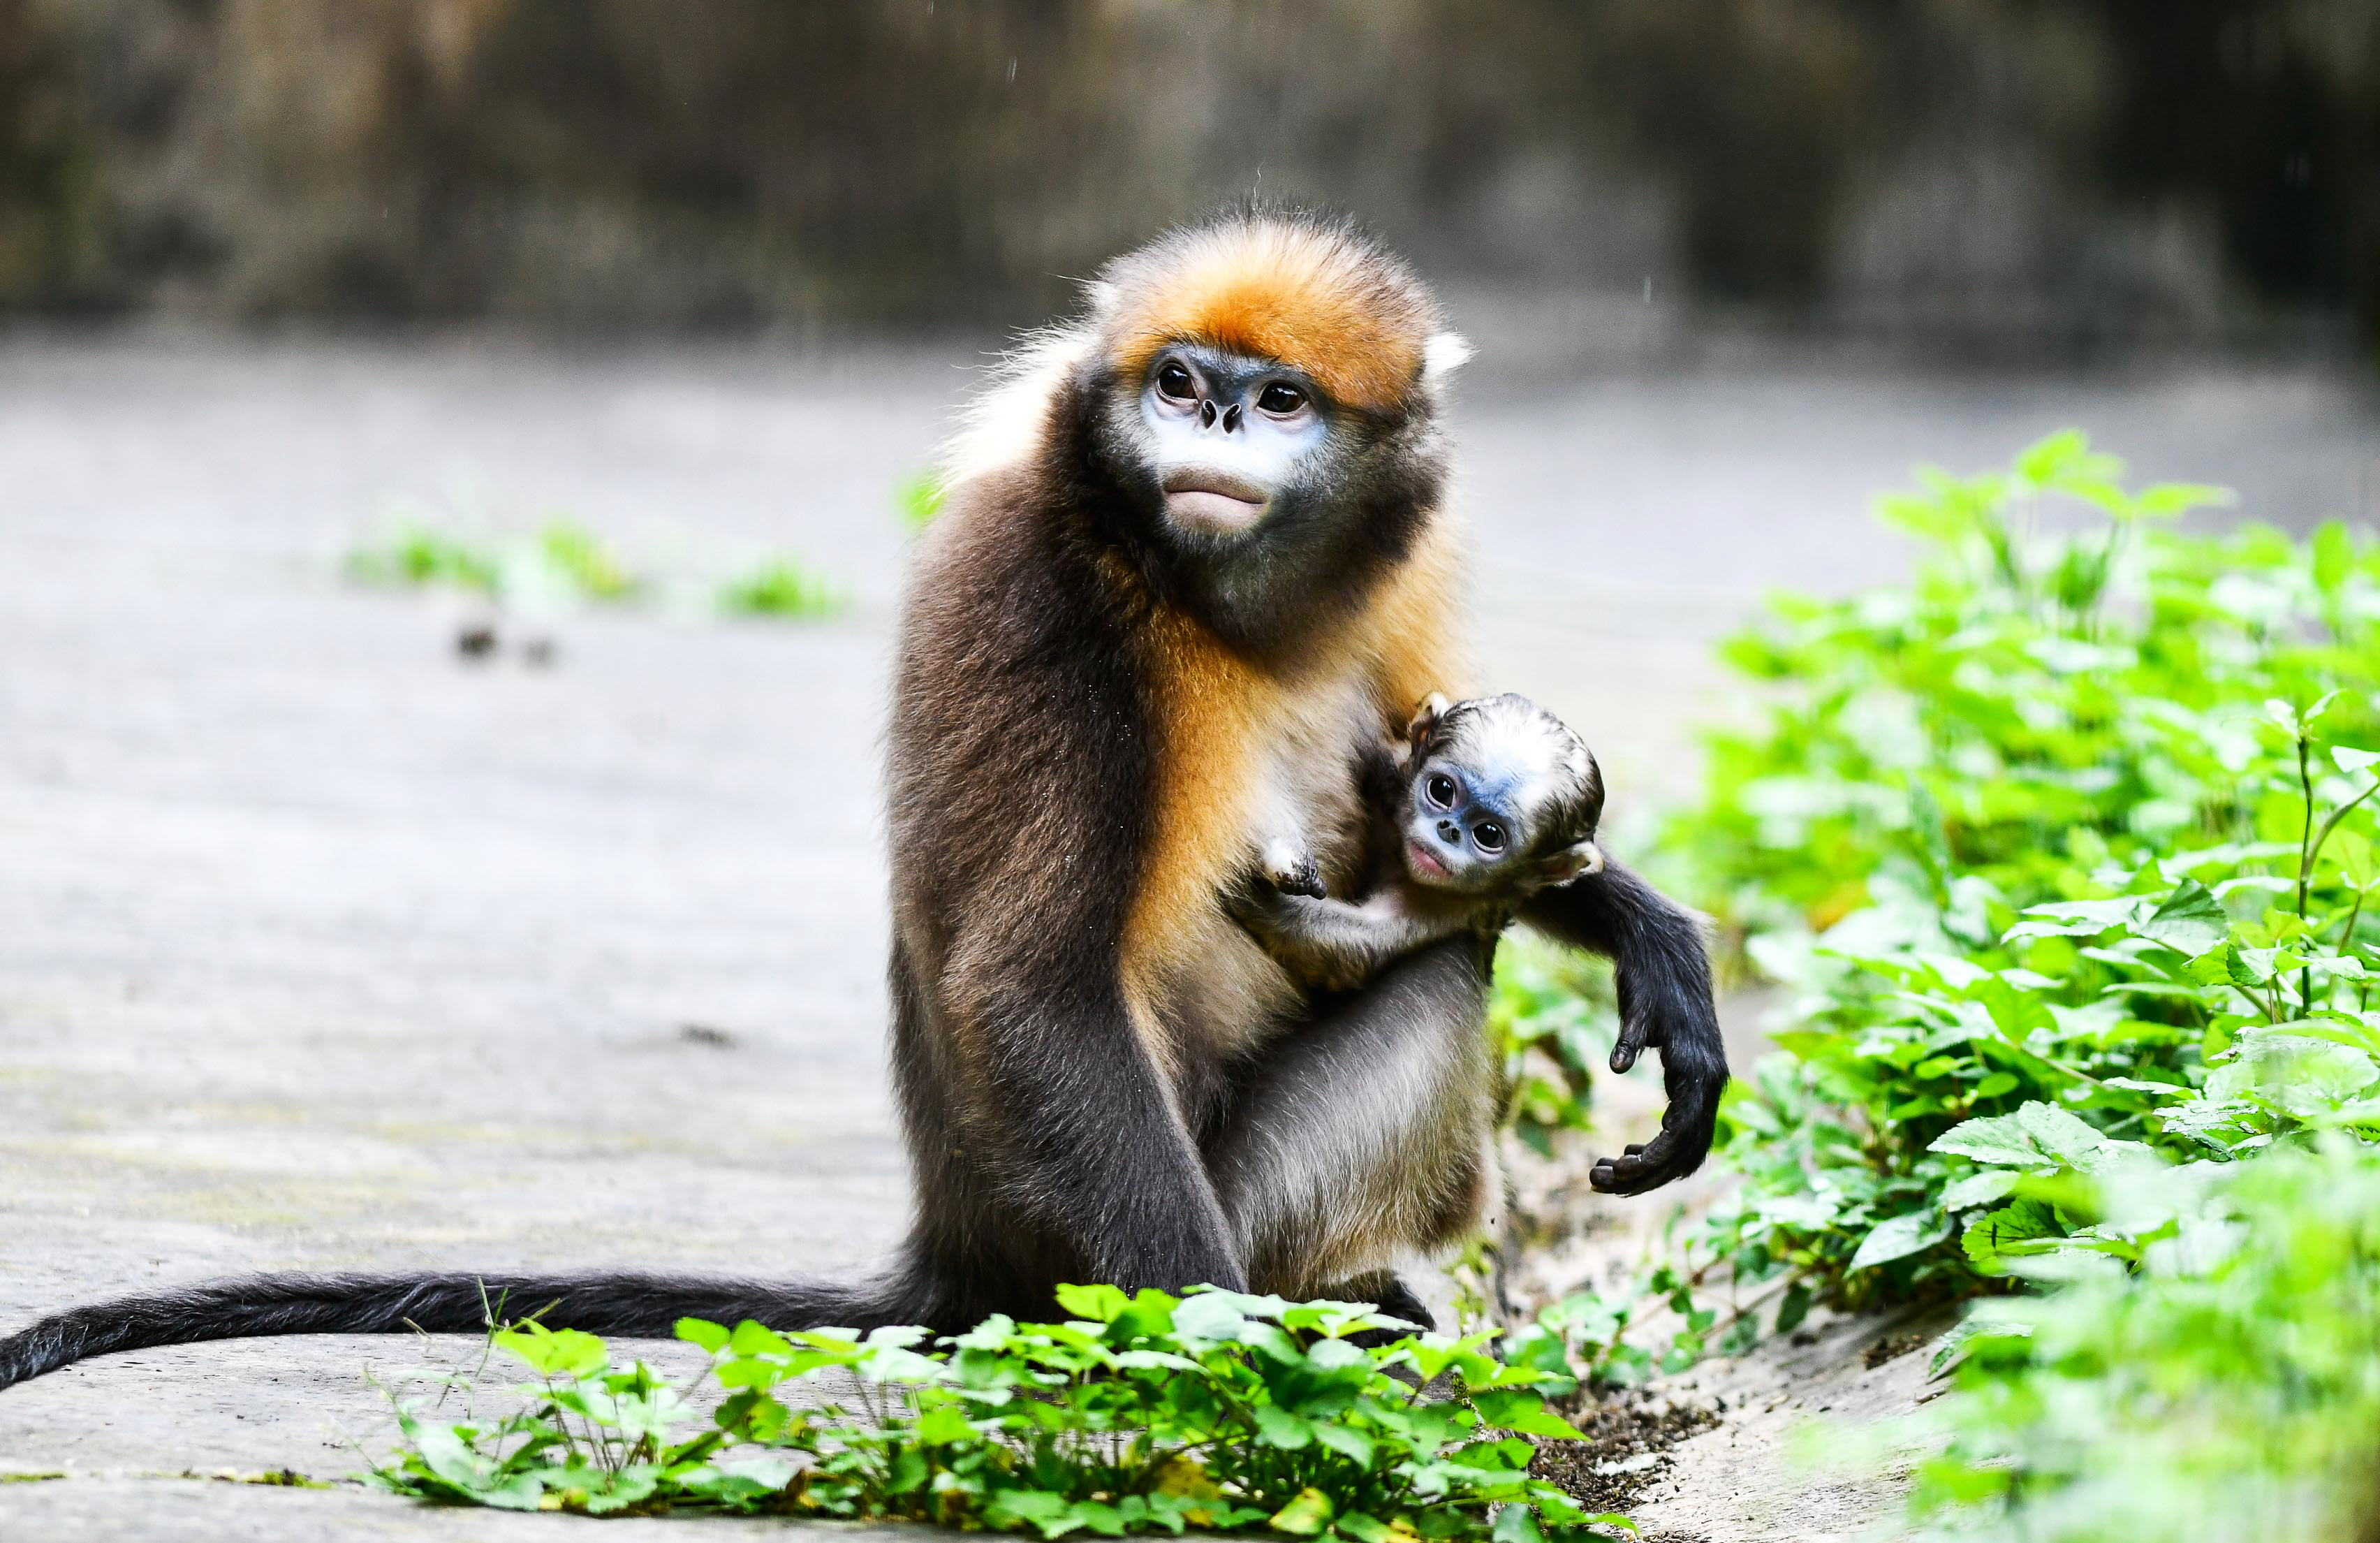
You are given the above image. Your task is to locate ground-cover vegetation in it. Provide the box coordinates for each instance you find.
[372,1286,1631,1539]
[1642,433,2380,1304]
[1571,432,2380,1537]
[345,509,847,622]
[1902,1137,2380,1542]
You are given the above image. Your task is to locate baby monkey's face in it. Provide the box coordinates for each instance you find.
[1400,694,1606,898]
[1400,756,1534,893]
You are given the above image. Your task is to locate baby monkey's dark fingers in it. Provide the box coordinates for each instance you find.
[1608,996,1669,1073]
[1588,1127,1695,1196]
[1275,863,1327,900]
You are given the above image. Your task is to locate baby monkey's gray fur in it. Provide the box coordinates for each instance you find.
[1235,693,1606,993]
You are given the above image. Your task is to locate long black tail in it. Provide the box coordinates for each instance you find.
[0,1267,933,1392]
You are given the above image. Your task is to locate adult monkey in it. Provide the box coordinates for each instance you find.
[0,210,1721,1390]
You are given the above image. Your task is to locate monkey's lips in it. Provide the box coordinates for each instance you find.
[1405,838,1453,882]
[1161,469,1270,535]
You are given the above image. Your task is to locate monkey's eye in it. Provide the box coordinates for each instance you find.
[1256,382,1307,415]
[1425,773,1456,807]
[1155,361,1197,402]
[1473,821,1507,854]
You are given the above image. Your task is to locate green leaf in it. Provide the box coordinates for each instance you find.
[675,1318,729,1354]
[728,1320,792,1359]
[1962,1199,2062,1272]
[1490,1503,1547,1543]
[2313,520,2356,592]
[2185,942,2268,987]
[1941,1169,2023,1209]
[2333,746,2380,778]
[2138,879,2226,956]
[1053,1282,1133,1324]
[1253,1404,1314,1449]
[2014,1101,2108,1167]
[1930,1111,2043,1167]
[1270,1487,1335,1536]
[494,1323,608,1381]
[1471,1389,1586,1440]
[1309,1421,1378,1467]
[1849,1211,1954,1271]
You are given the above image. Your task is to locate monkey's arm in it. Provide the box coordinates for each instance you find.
[942,928,1247,1292]
[1520,856,1726,1195]
[1229,884,1467,994]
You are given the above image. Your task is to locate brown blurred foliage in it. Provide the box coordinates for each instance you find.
[0,0,2372,347]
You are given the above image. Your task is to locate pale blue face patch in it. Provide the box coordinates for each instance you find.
[1412,759,1529,873]
[1138,346,1330,536]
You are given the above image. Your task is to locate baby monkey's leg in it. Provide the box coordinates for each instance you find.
[1207,937,1498,1302]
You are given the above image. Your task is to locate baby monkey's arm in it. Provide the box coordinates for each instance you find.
[1228,882,1472,995]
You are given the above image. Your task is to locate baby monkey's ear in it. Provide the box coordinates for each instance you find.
[1407,692,1451,754]
[1536,838,1606,884]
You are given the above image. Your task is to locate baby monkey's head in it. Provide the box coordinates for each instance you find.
[1400,694,1605,896]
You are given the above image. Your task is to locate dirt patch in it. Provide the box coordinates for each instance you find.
[1532,1391,1721,1514]
[1863,1331,1928,1370]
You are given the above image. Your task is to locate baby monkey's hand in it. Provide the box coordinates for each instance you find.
[1260,836,1327,899]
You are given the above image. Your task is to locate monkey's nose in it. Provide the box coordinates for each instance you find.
[1198,400,1218,429]
[1221,403,1244,434]
[1436,820,1460,844]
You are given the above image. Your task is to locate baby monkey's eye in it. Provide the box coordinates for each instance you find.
[1425,773,1456,807]
[1473,821,1507,854]
[1156,361,1197,401]
[1256,382,1306,415]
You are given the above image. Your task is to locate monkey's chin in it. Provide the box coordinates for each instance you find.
[1164,489,1268,536]
[1404,838,1455,884]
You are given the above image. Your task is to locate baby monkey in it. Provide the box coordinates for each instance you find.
[1237,693,1606,993]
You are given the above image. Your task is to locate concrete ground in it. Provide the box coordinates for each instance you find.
[1,334,2374,1540]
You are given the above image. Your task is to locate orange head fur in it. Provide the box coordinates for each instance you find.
[1094,210,1458,416]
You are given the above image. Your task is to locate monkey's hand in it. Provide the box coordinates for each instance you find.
[1258,836,1327,899]
[1518,856,1727,1197]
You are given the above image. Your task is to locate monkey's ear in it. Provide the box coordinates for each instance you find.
[1538,839,1606,884]
[1422,332,1474,392]
[1407,692,1451,753]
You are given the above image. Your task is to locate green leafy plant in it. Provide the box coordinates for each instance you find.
[534,522,638,601]
[346,518,643,608]
[716,557,846,620]
[348,514,849,624]
[373,1285,1633,1539]
[1896,1137,2380,1542]
[344,525,504,594]
[1617,434,2380,1319]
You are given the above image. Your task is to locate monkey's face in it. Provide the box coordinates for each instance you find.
[1402,697,1606,895]
[1136,345,1332,539]
[1400,755,1537,895]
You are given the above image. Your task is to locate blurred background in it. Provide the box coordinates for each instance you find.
[5,0,2377,355]
[5,7,2380,1516]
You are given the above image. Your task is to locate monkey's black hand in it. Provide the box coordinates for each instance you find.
[1259,838,1328,899]
[1518,855,1728,1196]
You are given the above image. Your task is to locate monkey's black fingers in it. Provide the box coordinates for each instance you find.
[1589,1041,1726,1196]
[1610,1014,1659,1074]
[1276,866,1328,900]
[1588,1132,1699,1195]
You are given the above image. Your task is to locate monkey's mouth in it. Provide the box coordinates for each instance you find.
[1405,838,1453,882]
[1161,468,1270,535]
